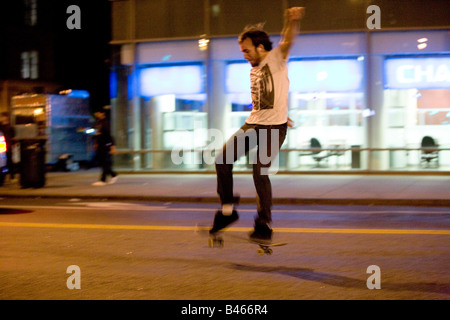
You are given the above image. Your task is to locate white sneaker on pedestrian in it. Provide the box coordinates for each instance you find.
[109,176,118,184]
[92,181,107,186]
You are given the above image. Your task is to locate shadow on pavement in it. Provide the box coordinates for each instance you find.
[0,208,33,215]
[230,263,450,295]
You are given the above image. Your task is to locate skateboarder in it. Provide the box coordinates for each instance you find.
[210,7,305,241]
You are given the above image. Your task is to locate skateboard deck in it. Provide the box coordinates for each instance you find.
[250,239,288,256]
[196,224,287,255]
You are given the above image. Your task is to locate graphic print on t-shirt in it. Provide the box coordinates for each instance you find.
[250,64,275,110]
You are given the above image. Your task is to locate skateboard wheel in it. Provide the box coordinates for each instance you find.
[257,248,265,255]
[209,237,224,248]
[266,249,273,255]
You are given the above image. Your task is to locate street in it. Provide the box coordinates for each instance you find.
[0,197,449,300]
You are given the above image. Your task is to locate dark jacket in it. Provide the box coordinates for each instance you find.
[95,118,115,154]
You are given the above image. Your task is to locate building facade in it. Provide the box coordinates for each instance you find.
[0,0,61,112]
[0,0,111,114]
[110,0,450,172]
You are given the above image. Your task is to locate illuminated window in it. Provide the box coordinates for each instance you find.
[385,57,450,126]
[226,63,251,94]
[25,0,38,26]
[21,50,39,79]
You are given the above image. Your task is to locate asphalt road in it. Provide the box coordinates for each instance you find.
[0,197,449,302]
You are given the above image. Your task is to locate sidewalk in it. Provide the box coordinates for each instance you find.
[0,169,449,206]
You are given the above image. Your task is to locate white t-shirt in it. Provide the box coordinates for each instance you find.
[245,46,289,125]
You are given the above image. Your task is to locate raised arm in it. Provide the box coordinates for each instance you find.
[279,7,305,60]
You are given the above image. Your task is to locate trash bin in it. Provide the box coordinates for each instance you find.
[351,145,361,169]
[19,139,46,188]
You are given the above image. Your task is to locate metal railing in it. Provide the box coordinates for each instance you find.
[111,146,449,172]
[113,146,449,155]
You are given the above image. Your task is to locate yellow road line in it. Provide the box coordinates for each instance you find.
[0,222,193,231]
[272,227,450,235]
[0,222,449,235]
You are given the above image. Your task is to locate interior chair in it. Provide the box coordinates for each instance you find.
[420,136,439,168]
[310,138,331,167]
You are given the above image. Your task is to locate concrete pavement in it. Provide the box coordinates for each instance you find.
[0,169,449,206]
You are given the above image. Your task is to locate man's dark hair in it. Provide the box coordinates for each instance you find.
[238,24,273,51]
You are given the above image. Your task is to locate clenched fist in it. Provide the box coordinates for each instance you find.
[286,7,305,21]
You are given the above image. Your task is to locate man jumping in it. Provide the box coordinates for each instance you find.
[210,7,305,242]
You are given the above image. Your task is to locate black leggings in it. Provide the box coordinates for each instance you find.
[98,152,116,182]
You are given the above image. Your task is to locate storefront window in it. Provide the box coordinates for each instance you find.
[110,66,134,169]
[225,62,252,133]
[384,57,450,169]
[139,64,207,170]
[224,59,365,170]
[225,63,253,168]
[287,58,365,169]
[110,30,450,173]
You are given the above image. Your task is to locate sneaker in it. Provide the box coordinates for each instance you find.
[109,176,118,184]
[249,223,273,243]
[92,181,107,186]
[209,209,239,235]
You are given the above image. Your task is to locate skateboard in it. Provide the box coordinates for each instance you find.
[196,225,287,255]
[251,240,287,256]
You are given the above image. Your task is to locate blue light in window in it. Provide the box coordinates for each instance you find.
[226,63,251,93]
[110,71,117,99]
[289,59,363,92]
[140,65,204,97]
[66,90,90,99]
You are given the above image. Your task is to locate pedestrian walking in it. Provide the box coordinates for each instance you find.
[92,110,118,186]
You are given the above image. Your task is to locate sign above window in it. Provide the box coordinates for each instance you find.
[226,59,364,94]
[140,65,204,97]
[289,59,364,92]
[385,57,450,89]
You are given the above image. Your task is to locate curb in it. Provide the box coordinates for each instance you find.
[1,193,449,207]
